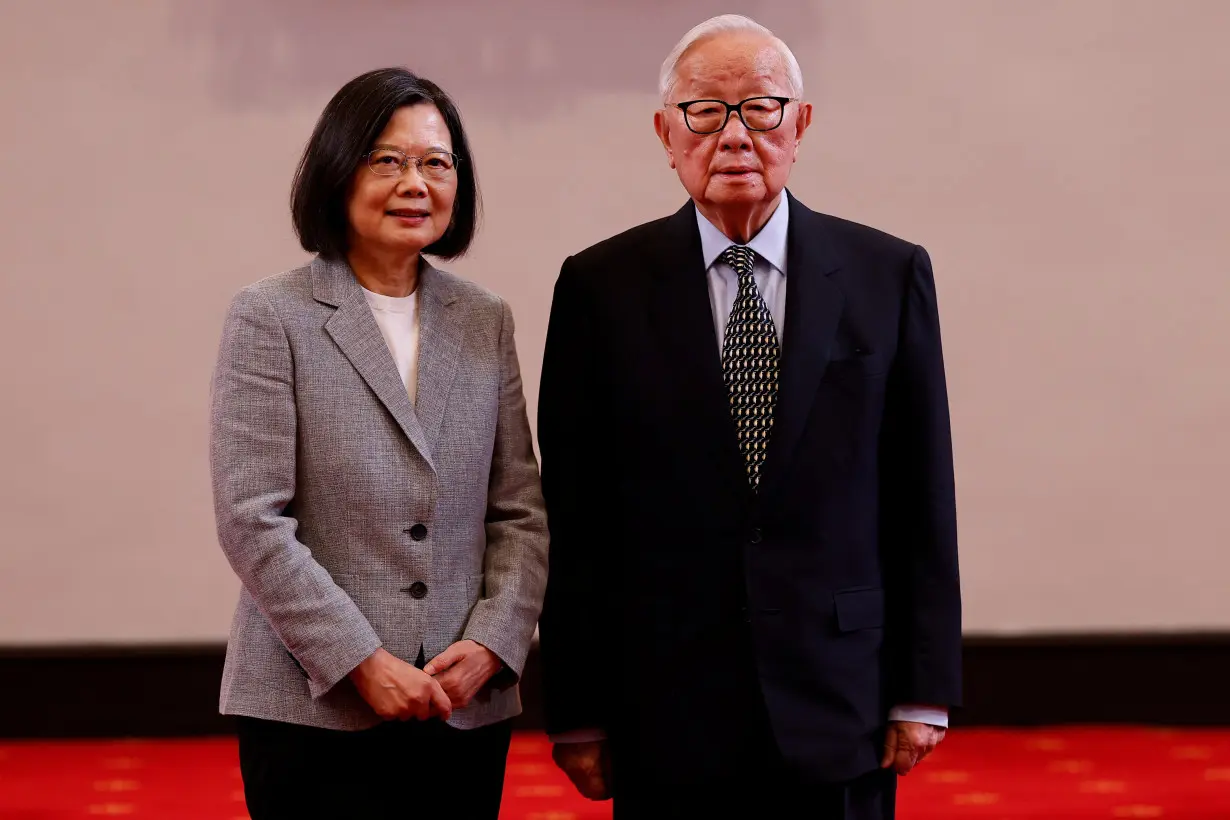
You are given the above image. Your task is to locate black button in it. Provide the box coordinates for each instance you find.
[407,582,428,599]
[409,524,428,541]
[749,528,763,544]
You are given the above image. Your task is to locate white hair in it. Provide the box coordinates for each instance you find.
[658,14,804,104]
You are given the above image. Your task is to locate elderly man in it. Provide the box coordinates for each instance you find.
[537,14,961,818]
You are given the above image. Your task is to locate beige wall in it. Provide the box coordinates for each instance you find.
[1,0,1227,644]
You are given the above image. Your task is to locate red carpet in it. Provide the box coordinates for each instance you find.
[1,727,1229,818]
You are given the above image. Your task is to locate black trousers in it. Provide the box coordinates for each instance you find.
[612,767,896,820]
[236,715,513,819]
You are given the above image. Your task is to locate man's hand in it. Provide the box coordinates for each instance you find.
[881,721,946,775]
[348,647,452,721]
[552,740,611,801]
[423,640,503,709]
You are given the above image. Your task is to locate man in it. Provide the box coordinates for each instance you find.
[537,14,961,818]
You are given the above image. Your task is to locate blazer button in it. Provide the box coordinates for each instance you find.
[407,582,428,599]
[749,528,763,545]
[409,524,428,541]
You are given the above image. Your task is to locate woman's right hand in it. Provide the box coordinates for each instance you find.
[348,647,453,721]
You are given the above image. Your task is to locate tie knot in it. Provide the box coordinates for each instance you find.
[719,245,757,278]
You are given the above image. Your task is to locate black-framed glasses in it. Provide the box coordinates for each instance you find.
[673,96,796,135]
[363,147,460,180]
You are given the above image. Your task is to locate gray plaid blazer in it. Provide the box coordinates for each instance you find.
[210,256,548,731]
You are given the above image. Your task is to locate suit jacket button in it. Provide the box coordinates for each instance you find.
[407,582,428,599]
[749,528,763,544]
[409,524,428,541]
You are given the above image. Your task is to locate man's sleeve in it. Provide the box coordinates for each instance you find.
[880,245,963,708]
[536,257,616,736]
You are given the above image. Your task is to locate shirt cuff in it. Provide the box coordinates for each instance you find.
[888,704,949,728]
[549,728,608,743]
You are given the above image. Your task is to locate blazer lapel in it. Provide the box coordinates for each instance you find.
[758,194,845,501]
[413,262,463,463]
[647,201,748,494]
[313,256,435,472]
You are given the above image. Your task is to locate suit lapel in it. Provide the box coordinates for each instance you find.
[313,256,435,472]
[647,201,748,493]
[413,262,463,464]
[758,194,845,501]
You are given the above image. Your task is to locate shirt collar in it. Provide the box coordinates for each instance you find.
[695,195,790,275]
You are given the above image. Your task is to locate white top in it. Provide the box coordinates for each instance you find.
[362,286,420,405]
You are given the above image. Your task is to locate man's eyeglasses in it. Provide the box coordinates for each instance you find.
[672,96,797,135]
[363,147,460,180]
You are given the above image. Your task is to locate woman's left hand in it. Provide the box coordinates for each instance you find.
[423,640,504,709]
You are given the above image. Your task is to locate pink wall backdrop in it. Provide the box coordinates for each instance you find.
[0,0,1227,642]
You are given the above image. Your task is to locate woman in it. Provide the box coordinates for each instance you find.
[209,67,548,818]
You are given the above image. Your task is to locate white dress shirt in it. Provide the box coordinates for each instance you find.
[698,194,790,350]
[550,199,947,743]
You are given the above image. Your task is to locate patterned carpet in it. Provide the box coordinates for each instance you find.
[1,727,1229,818]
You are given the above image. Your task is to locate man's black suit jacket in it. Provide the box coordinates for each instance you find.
[537,192,962,785]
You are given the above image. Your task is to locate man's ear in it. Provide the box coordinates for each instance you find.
[794,101,814,147]
[653,109,677,169]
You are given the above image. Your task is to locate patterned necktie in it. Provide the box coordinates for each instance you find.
[719,245,780,491]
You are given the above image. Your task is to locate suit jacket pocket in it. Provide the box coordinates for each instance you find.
[329,572,428,662]
[825,351,889,380]
[834,587,885,632]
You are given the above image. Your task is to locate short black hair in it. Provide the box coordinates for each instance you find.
[290,67,481,260]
